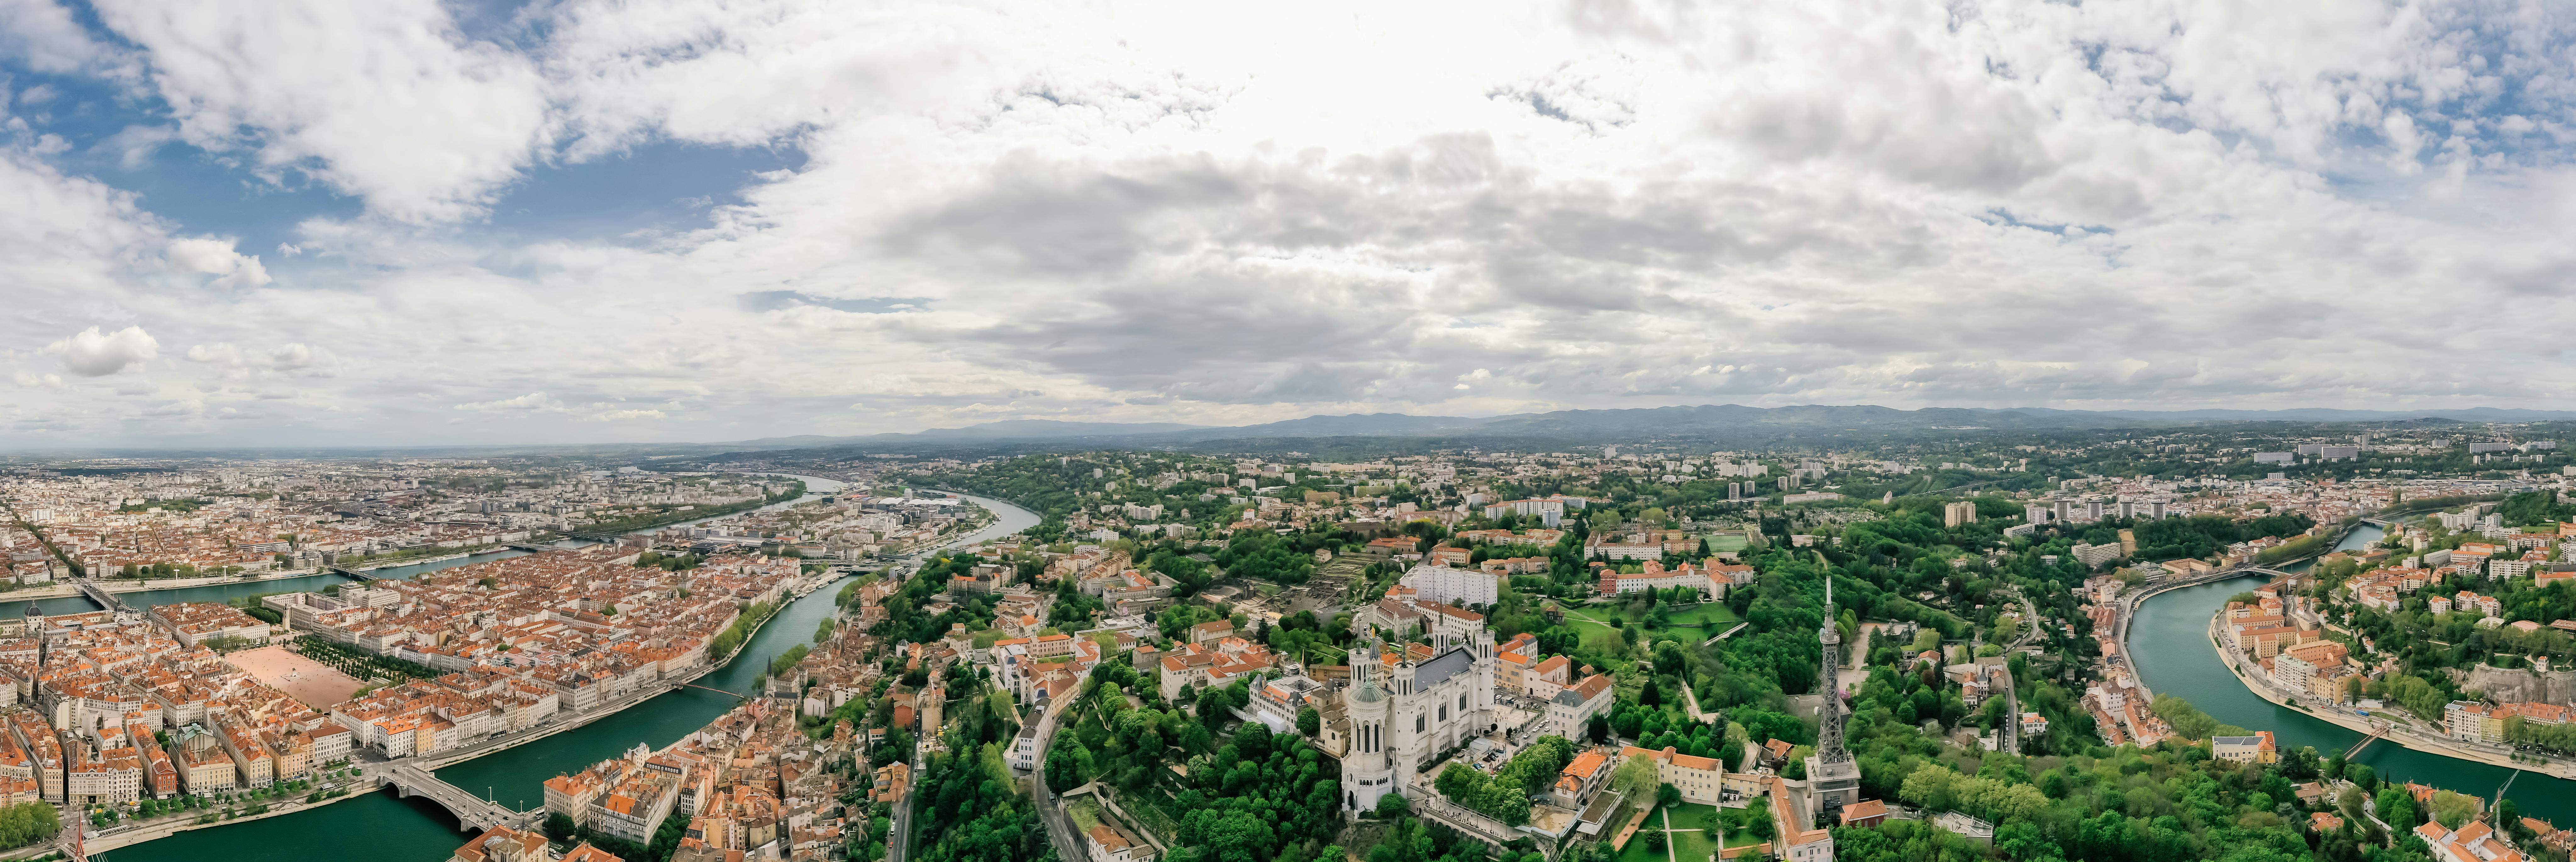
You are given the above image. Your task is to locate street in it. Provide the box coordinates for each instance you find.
[1024,702,1087,862]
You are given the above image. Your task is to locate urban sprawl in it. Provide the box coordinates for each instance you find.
[5,422,2576,862]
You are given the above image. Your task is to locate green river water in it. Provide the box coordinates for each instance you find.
[2129,523,2576,822]
[84,478,1041,861]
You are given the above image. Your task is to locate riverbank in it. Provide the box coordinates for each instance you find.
[340,549,493,571]
[75,495,849,857]
[0,546,510,609]
[86,578,798,857]
[2204,611,2576,779]
[83,562,819,856]
[0,565,349,605]
[79,479,1061,862]
[81,783,370,856]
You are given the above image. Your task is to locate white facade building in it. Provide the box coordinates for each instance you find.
[1338,630,1498,813]
[1399,564,1502,607]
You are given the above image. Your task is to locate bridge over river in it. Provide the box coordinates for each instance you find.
[383,764,540,833]
[70,579,126,613]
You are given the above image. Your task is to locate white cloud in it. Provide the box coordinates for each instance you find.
[0,0,120,75]
[186,342,340,377]
[452,392,567,412]
[95,124,180,170]
[166,237,272,288]
[264,342,337,375]
[14,0,2576,447]
[45,326,159,376]
[90,0,550,223]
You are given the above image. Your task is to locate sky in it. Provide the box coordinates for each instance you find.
[4,0,2576,449]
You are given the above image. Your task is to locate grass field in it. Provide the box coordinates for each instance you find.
[1571,618,1630,652]
[1707,535,1751,553]
[1615,804,1743,862]
[1666,603,1739,629]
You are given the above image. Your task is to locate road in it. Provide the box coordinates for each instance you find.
[2005,586,2042,652]
[2206,613,2576,780]
[889,753,918,862]
[826,498,1052,862]
[1025,702,1087,862]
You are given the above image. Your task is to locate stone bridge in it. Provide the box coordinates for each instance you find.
[72,579,126,613]
[1408,792,1557,862]
[385,764,539,832]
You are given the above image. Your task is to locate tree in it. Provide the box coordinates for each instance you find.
[1608,754,1660,808]
[1656,783,1681,808]
[543,812,577,844]
[1653,641,1689,676]
[2376,788,2417,828]
[1376,792,1409,819]
[1296,706,1321,737]
[0,802,59,849]
[2430,790,2479,829]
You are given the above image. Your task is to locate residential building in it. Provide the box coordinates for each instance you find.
[1399,564,1503,607]
[1087,823,1157,862]
[1620,745,1724,804]
[1943,501,1977,528]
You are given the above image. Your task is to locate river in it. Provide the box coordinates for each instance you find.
[92,476,1041,861]
[2129,522,2576,822]
[3,472,853,621]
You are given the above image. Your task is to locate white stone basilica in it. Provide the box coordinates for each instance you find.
[1339,629,1499,813]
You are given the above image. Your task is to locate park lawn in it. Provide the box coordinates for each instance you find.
[1614,821,1668,862]
[1671,603,1739,629]
[1573,619,1630,652]
[1668,826,1723,862]
[1614,804,1728,862]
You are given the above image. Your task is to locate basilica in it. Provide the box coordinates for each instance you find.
[1337,628,1499,813]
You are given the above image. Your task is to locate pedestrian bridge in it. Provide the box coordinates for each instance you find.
[385,764,539,832]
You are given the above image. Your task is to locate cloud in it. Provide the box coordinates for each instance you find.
[138,398,203,418]
[452,392,567,412]
[0,0,120,74]
[185,342,339,377]
[166,238,272,288]
[18,0,2576,448]
[263,342,337,375]
[90,0,550,223]
[95,125,179,170]
[44,326,159,377]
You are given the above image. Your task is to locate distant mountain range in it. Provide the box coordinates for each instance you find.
[713,404,2576,450]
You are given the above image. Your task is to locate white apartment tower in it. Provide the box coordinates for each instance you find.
[1943,501,1977,528]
